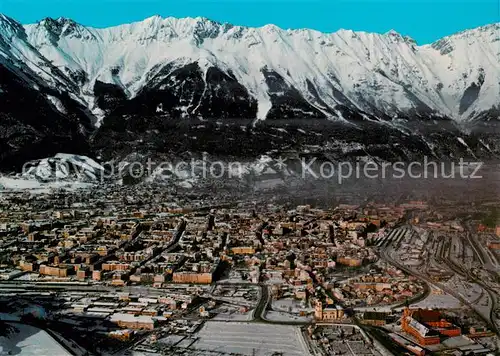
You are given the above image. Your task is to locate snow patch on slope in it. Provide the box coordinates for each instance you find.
[21,153,105,182]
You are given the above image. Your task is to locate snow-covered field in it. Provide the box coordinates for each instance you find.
[0,176,93,193]
[444,276,484,304]
[265,311,312,323]
[0,323,71,356]
[190,321,311,355]
[0,154,105,194]
[409,291,462,310]
[271,298,312,313]
[266,298,313,322]
[0,176,43,190]
[131,351,158,356]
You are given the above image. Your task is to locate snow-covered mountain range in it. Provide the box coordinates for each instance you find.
[0,13,499,168]
[13,15,500,122]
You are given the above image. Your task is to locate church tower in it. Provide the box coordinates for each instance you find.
[314,300,323,320]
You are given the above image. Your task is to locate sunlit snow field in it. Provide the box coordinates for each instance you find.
[0,323,71,356]
[187,321,311,356]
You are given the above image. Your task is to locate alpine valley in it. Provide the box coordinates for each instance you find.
[0,14,499,171]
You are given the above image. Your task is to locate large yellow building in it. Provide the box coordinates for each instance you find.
[172,272,213,284]
[230,246,256,255]
[314,301,344,322]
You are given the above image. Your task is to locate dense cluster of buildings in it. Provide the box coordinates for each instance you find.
[334,268,423,307]
[0,186,498,355]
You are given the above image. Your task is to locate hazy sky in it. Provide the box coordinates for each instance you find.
[1,0,498,44]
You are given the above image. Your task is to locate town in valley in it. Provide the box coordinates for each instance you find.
[1,182,500,356]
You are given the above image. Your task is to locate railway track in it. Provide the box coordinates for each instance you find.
[379,244,499,336]
[440,236,499,335]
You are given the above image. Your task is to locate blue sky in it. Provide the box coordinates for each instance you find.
[1,0,498,44]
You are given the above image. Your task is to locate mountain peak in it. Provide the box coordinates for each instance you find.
[430,22,500,54]
[452,22,500,42]
[384,29,416,45]
[33,16,94,42]
[144,14,162,21]
[385,29,400,36]
[40,16,77,27]
[56,16,76,24]
[138,15,221,27]
[193,16,217,23]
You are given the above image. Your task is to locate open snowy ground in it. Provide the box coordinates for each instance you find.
[271,298,313,314]
[0,176,93,193]
[0,323,71,356]
[408,291,462,310]
[264,310,312,323]
[190,321,311,355]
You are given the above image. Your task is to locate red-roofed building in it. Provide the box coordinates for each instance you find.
[401,308,461,345]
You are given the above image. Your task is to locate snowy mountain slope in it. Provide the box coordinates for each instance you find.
[22,153,105,181]
[0,14,94,170]
[1,13,499,169]
[0,14,82,99]
[19,15,500,123]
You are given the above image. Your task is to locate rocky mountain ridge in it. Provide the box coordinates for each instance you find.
[0,14,499,169]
